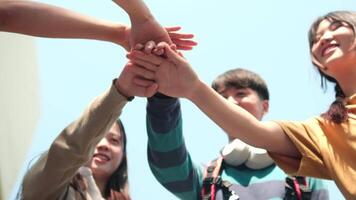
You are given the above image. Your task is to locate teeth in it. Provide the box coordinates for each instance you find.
[95,154,109,161]
[323,44,337,56]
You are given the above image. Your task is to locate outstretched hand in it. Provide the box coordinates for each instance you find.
[125,17,197,52]
[127,42,200,99]
[115,62,158,98]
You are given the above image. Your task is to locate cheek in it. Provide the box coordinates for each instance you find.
[111,147,124,167]
[311,45,322,62]
[343,37,355,51]
[238,101,255,114]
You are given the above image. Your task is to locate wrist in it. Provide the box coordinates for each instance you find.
[186,79,204,101]
[113,79,134,101]
[112,24,130,50]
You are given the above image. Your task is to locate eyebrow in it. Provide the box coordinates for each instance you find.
[107,132,122,139]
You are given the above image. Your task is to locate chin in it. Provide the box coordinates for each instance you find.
[91,167,110,177]
[90,163,105,173]
[324,55,344,69]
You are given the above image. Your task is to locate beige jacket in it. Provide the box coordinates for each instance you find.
[22,83,128,200]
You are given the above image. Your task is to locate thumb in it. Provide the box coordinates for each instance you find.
[145,83,159,97]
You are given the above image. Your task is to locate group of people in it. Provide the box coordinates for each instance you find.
[1,0,356,199]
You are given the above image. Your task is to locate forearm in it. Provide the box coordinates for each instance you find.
[189,81,263,141]
[146,95,201,199]
[0,1,127,45]
[188,81,290,152]
[112,0,153,21]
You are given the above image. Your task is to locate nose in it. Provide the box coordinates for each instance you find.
[320,31,333,46]
[96,138,109,151]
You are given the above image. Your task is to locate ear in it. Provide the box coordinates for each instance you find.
[262,100,269,116]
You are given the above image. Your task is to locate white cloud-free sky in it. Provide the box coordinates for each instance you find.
[11,0,356,199]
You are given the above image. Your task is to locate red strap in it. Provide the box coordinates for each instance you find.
[211,185,216,200]
[201,156,224,200]
[293,178,302,200]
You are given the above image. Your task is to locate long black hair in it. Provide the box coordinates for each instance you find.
[103,119,130,199]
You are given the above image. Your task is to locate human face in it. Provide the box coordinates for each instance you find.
[312,19,356,75]
[218,87,268,120]
[89,123,124,180]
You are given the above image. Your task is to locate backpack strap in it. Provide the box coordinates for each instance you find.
[201,156,223,200]
[201,157,239,200]
[284,176,312,200]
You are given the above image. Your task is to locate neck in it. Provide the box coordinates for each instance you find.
[333,53,356,97]
[337,68,356,97]
[93,175,109,195]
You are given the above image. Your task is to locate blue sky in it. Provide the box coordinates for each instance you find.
[11,0,356,199]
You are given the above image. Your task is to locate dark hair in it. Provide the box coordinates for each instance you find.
[211,68,269,100]
[17,119,130,200]
[308,11,356,123]
[71,119,130,199]
[103,118,130,199]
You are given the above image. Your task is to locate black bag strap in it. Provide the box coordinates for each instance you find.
[201,156,224,200]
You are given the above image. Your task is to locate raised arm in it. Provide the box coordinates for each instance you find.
[0,1,128,47]
[21,61,157,199]
[0,1,196,51]
[127,42,301,159]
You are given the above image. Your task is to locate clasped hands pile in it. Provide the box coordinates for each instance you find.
[116,39,200,101]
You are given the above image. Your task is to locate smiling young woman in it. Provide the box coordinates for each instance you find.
[309,11,356,124]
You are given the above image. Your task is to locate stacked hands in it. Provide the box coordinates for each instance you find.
[116,40,200,100]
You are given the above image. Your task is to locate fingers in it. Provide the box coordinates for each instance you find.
[165,26,181,32]
[134,40,165,55]
[129,64,158,97]
[152,48,165,56]
[145,82,159,97]
[177,51,184,57]
[167,29,197,51]
[161,43,185,64]
[168,32,195,40]
[170,43,177,51]
[130,57,158,72]
[133,43,144,50]
[134,77,156,87]
[133,77,158,97]
[135,42,183,65]
[129,63,155,79]
[144,40,156,54]
[133,41,157,53]
[127,50,164,66]
[171,38,197,50]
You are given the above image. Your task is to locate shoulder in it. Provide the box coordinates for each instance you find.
[305,176,329,191]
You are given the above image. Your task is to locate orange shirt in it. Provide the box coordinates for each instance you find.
[270,94,356,200]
